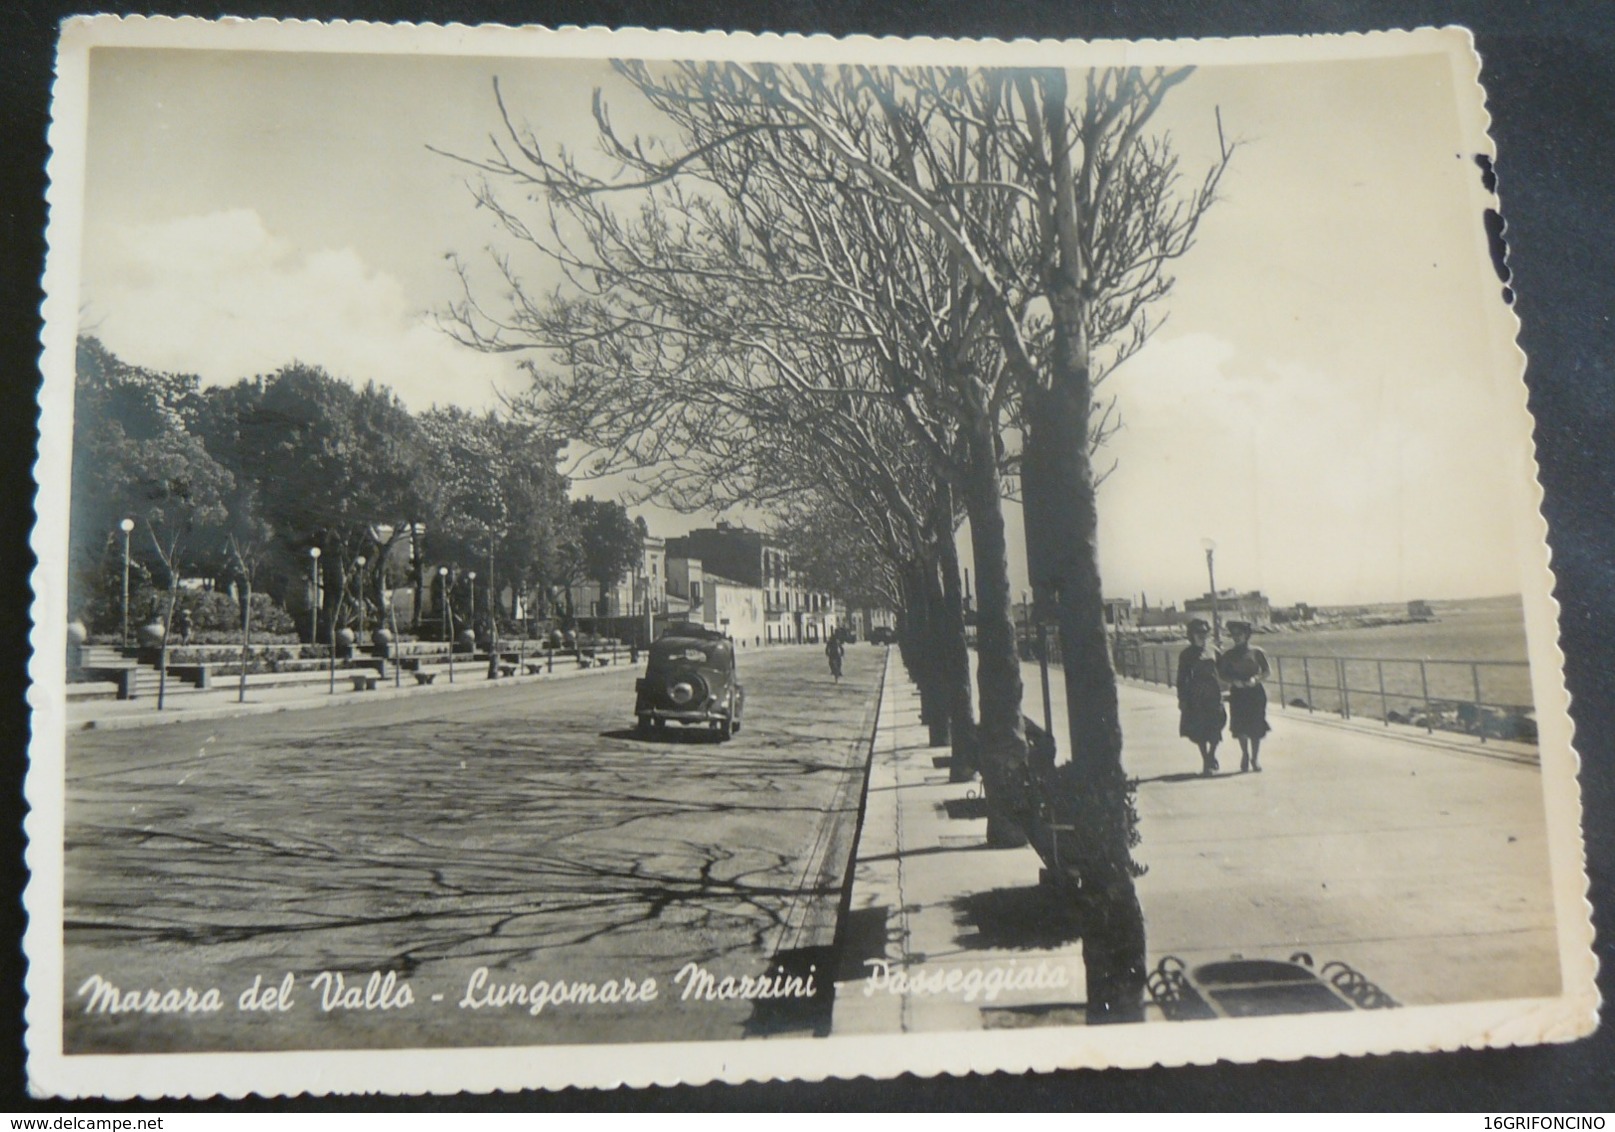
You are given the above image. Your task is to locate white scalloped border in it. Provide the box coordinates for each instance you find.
[26,15,1599,1100]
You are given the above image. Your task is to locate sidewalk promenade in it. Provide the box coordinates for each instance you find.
[61,654,633,732]
[832,653,1558,1033]
[61,640,839,732]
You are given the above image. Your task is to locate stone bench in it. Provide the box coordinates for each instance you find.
[413,671,437,686]
[350,674,380,692]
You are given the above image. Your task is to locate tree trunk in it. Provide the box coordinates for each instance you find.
[899,559,941,736]
[921,553,951,748]
[238,579,252,705]
[932,483,978,783]
[959,413,1032,848]
[893,580,914,672]
[895,563,921,709]
[1023,68,1146,1020]
[1023,378,1145,1023]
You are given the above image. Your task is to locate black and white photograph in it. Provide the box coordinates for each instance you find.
[24,17,1597,1099]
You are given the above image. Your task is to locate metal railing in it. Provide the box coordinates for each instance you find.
[1113,641,1536,744]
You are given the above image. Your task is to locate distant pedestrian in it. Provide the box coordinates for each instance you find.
[1177,618,1225,775]
[172,607,193,647]
[825,631,845,682]
[1217,620,1271,772]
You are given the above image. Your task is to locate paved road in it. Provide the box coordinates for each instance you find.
[63,645,887,1052]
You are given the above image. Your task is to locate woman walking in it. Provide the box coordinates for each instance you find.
[1217,620,1271,772]
[825,630,845,682]
[1176,618,1225,776]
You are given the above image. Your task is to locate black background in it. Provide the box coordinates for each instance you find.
[1,0,1610,1113]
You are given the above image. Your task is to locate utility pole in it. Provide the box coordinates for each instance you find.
[355,555,367,643]
[309,546,322,646]
[440,565,454,683]
[119,518,134,649]
[1201,538,1221,647]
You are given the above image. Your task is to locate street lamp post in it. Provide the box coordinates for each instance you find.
[309,547,322,647]
[1201,537,1221,647]
[439,566,454,683]
[355,554,367,644]
[119,518,134,650]
[644,571,654,648]
[468,571,477,646]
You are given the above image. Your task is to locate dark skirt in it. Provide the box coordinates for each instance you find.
[1228,683,1270,739]
[1179,688,1226,744]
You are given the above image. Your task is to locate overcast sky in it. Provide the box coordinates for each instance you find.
[75,38,1532,607]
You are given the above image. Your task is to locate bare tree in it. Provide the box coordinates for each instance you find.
[438,71,1037,840]
[683,61,1231,1021]
[440,59,1230,1018]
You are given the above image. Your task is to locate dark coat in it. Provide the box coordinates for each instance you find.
[1177,643,1226,743]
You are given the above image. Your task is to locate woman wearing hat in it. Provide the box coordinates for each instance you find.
[1217,620,1271,772]
[1176,618,1225,775]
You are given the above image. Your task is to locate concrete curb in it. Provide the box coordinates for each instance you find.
[768,648,891,961]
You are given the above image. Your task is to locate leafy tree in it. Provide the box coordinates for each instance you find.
[69,336,208,628]
[568,497,641,619]
[417,406,574,632]
[210,364,427,639]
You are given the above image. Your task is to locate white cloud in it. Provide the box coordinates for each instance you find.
[84,208,519,410]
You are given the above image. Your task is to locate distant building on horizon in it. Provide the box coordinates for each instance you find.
[1271,601,1315,625]
[1136,593,1186,629]
[1185,588,1273,630]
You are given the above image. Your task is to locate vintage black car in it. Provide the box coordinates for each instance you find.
[634,627,745,739]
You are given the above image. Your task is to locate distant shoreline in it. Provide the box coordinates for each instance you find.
[1124,593,1523,643]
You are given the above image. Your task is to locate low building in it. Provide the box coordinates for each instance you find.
[667,553,705,617]
[1137,601,1185,629]
[702,572,768,645]
[1184,589,1273,630]
[846,606,896,642]
[669,522,832,643]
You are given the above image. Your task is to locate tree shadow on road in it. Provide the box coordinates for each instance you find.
[951,884,1085,950]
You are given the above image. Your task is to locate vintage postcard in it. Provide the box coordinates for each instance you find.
[28,17,1596,1098]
